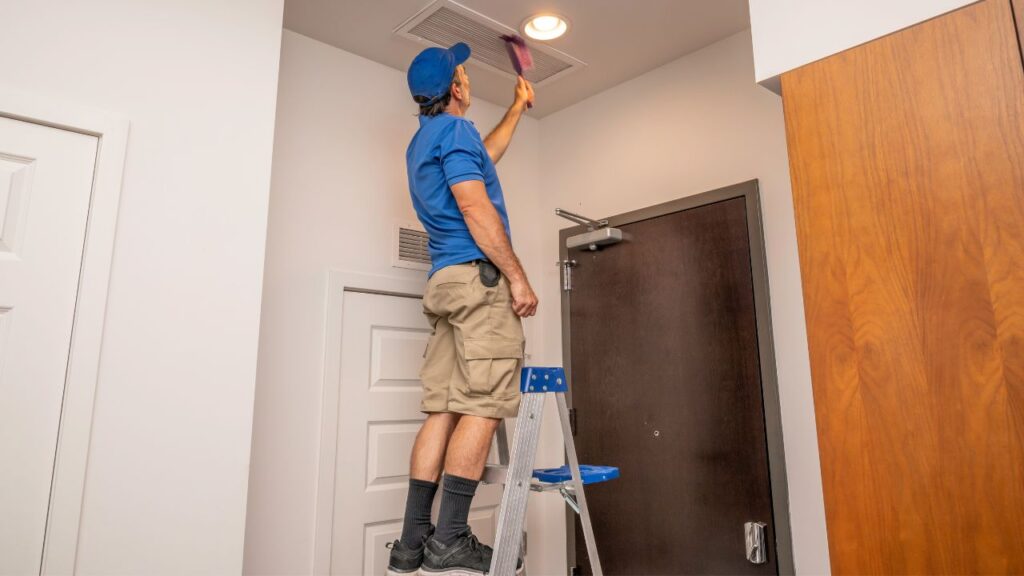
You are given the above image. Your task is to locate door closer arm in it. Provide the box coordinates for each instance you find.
[556,208,623,251]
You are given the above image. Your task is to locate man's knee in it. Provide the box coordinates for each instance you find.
[459,414,501,431]
[424,411,461,428]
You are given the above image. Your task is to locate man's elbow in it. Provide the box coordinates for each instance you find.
[457,201,483,219]
[450,181,493,218]
[457,200,495,224]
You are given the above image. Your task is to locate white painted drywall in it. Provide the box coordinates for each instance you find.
[1,2,283,573]
[749,0,976,85]
[250,27,830,576]
[243,30,550,575]
[536,30,830,574]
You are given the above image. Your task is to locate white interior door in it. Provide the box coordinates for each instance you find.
[0,116,98,574]
[331,290,501,575]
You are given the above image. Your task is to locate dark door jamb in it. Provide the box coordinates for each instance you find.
[557,179,795,575]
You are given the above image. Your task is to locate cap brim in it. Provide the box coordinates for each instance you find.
[449,42,471,65]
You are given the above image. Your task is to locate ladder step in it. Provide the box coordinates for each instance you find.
[533,465,620,485]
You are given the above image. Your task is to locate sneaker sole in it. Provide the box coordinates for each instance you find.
[386,569,420,576]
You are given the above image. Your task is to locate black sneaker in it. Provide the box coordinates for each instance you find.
[421,530,523,575]
[386,528,433,576]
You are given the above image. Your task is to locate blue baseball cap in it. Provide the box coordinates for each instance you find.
[407,42,471,105]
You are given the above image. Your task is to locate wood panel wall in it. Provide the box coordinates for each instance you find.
[781,0,1024,573]
[1015,0,1024,64]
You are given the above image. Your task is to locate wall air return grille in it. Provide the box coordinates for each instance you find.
[394,224,431,271]
[395,0,585,86]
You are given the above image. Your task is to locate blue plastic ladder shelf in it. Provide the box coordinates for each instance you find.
[533,464,620,485]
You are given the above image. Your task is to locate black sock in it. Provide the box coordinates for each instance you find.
[435,474,479,546]
[399,478,438,548]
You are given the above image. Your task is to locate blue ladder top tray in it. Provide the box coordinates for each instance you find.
[532,465,620,485]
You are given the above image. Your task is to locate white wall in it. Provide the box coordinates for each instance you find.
[749,0,975,85]
[2,1,283,573]
[243,30,549,575]
[250,26,831,576]
[535,30,830,574]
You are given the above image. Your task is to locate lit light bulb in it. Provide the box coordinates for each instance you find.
[523,14,569,41]
[532,16,561,32]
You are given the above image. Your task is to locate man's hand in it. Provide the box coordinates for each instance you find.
[513,76,535,111]
[509,278,538,318]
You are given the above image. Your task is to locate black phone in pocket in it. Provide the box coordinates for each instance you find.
[478,260,501,287]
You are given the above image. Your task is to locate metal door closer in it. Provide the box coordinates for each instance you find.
[554,209,624,292]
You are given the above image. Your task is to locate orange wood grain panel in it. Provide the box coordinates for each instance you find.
[781,1,1024,573]
[1015,0,1024,64]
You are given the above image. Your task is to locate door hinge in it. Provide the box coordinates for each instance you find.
[745,521,768,564]
[569,407,577,436]
[558,259,577,291]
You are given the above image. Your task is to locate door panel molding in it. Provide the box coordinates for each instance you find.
[0,90,129,575]
[314,271,426,575]
[557,180,794,574]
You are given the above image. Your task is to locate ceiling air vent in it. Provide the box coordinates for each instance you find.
[395,0,585,86]
[394,223,431,271]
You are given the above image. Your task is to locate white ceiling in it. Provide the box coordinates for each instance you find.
[284,0,751,117]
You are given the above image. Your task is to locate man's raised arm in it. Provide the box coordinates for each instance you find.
[483,76,535,165]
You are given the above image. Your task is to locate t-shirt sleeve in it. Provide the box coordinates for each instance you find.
[439,120,485,187]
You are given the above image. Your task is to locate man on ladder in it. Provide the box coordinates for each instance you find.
[387,41,536,576]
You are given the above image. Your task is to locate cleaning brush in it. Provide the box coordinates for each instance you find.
[500,34,534,75]
[500,34,534,108]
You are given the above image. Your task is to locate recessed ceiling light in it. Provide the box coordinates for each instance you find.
[522,14,569,41]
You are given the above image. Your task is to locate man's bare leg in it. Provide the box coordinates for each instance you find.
[444,415,500,478]
[434,415,500,546]
[399,412,460,548]
[411,412,461,482]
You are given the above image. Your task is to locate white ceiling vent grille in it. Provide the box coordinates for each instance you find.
[395,0,585,86]
[394,223,431,271]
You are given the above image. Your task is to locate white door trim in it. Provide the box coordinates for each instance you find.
[313,270,427,575]
[0,89,129,575]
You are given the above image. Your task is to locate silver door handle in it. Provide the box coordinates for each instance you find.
[744,521,767,564]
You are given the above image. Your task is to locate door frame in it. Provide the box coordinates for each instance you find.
[0,90,129,574]
[558,180,795,574]
[313,270,427,575]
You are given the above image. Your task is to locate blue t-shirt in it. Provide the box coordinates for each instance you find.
[406,113,512,276]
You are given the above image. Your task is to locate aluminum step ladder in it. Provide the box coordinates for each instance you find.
[482,367,620,576]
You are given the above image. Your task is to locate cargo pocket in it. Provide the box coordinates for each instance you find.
[463,337,524,396]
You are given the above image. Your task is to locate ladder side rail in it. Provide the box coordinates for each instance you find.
[556,393,603,576]
[489,393,545,575]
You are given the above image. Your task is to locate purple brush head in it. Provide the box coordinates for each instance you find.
[500,34,534,76]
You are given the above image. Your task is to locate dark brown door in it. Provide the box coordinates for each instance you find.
[782,0,1024,572]
[566,195,779,575]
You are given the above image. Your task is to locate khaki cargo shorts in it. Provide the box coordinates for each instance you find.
[420,262,524,419]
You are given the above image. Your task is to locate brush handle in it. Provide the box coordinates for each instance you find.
[518,75,533,110]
